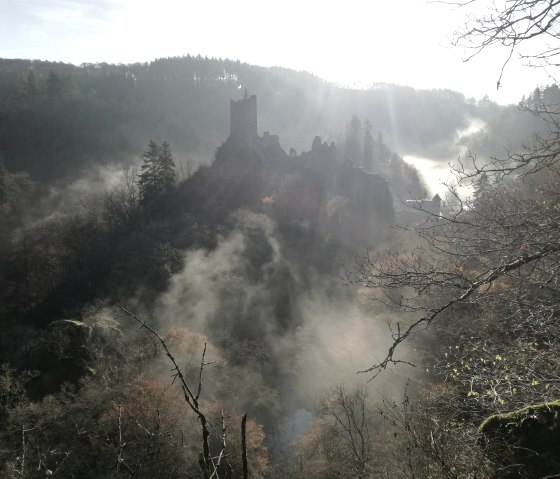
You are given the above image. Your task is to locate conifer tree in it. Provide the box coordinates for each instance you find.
[138,140,176,211]
[344,115,362,165]
[157,141,176,192]
[22,71,39,96]
[0,162,7,205]
[363,119,374,172]
[46,70,63,95]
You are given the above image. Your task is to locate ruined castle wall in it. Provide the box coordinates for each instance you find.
[230,95,257,141]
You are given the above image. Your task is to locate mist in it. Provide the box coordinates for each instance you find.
[152,216,403,396]
[1,53,554,478]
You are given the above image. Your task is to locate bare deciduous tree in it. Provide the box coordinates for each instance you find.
[353,0,560,381]
[441,0,560,87]
[350,166,560,379]
[117,305,241,479]
[348,3,560,474]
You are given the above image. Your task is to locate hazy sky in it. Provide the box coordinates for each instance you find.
[1,0,553,104]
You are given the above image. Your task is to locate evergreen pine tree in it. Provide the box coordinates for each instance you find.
[22,71,40,96]
[46,70,63,95]
[0,162,7,205]
[344,115,362,165]
[363,119,374,172]
[158,141,176,193]
[474,171,492,206]
[138,140,176,211]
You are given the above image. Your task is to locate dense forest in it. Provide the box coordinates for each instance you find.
[2,3,560,476]
[0,55,550,182]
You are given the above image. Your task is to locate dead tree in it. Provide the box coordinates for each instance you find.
[117,305,242,479]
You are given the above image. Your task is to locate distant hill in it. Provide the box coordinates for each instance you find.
[0,56,541,183]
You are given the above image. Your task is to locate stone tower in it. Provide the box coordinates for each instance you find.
[230,94,257,143]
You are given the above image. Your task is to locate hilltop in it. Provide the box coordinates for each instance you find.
[0,55,542,185]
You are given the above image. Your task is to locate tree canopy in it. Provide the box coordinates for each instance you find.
[138,140,176,209]
[348,1,560,475]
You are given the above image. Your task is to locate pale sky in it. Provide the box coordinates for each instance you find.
[0,0,554,104]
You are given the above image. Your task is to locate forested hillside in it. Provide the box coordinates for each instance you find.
[0,56,548,182]
[0,67,427,476]
[1,45,559,478]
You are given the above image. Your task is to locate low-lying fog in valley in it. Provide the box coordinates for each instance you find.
[2,1,560,477]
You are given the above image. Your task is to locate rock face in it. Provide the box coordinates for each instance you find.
[480,401,560,478]
[23,317,122,397]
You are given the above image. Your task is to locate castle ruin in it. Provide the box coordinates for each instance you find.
[229,94,257,143]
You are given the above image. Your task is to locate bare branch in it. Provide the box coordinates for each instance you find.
[354,185,560,379]
[437,0,560,86]
[116,304,213,472]
[241,414,248,479]
[196,343,208,402]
